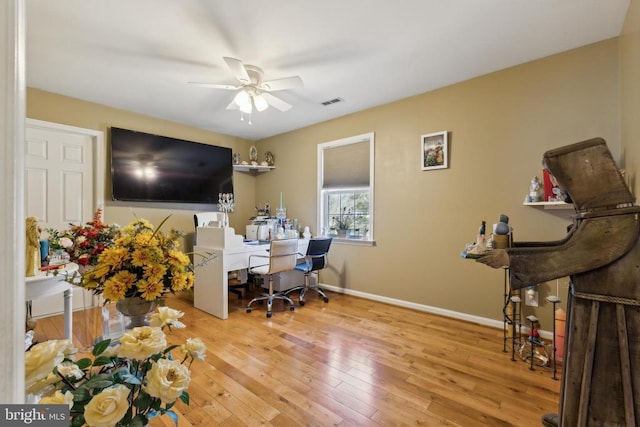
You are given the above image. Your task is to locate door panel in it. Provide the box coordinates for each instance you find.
[25,124,96,318]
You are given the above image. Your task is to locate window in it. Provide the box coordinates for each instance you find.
[317,133,374,243]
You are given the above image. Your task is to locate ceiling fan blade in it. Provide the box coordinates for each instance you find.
[223,57,250,84]
[262,93,292,111]
[225,99,239,110]
[188,82,240,90]
[260,76,303,92]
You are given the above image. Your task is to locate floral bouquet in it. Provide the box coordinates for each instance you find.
[46,208,120,268]
[81,216,194,303]
[25,307,206,427]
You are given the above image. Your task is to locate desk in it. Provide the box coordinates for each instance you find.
[194,240,308,319]
[25,263,79,340]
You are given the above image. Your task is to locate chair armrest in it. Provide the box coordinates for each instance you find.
[248,254,269,269]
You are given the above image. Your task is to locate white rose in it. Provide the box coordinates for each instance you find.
[117,326,166,360]
[59,237,74,248]
[144,358,191,404]
[25,339,71,389]
[149,306,185,329]
[84,384,130,427]
[38,390,74,408]
[76,235,87,244]
[182,337,206,362]
[56,361,84,380]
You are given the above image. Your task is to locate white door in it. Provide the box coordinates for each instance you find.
[25,119,105,318]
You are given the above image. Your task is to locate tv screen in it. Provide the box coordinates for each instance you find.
[110,127,233,203]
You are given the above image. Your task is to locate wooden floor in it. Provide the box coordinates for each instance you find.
[32,288,560,426]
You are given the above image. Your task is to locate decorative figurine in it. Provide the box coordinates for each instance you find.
[25,216,41,277]
[526,176,543,202]
[217,193,234,227]
[495,214,510,235]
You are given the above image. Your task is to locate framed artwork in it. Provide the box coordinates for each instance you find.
[421,131,448,170]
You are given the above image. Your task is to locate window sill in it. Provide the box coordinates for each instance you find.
[332,238,375,246]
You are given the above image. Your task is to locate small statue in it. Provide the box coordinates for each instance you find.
[495,214,510,235]
[527,176,543,202]
[25,216,41,277]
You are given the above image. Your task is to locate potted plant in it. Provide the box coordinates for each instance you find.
[331,208,352,238]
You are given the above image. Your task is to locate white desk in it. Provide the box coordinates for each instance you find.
[25,263,79,340]
[194,235,308,320]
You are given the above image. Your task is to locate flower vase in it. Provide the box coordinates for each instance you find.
[116,297,156,329]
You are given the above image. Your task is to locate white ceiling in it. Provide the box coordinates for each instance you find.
[26,0,630,141]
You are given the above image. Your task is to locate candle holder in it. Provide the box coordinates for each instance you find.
[217,193,234,227]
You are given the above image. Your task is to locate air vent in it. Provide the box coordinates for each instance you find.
[321,97,344,106]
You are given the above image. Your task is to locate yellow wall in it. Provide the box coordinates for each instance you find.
[27,36,626,325]
[257,38,620,322]
[26,89,255,248]
[621,0,640,194]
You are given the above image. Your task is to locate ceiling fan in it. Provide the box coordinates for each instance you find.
[189,57,303,115]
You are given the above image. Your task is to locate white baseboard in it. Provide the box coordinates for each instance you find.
[320,283,553,340]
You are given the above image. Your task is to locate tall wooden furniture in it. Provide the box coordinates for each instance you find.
[479,138,640,426]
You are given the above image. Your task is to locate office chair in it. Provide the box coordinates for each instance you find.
[193,212,249,300]
[285,237,332,305]
[246,238,299,317]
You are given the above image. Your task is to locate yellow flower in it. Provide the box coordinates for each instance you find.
[118,326,167,360]
[137,279,164,300]
[56,361,83,380]
[167,250,190,268]
[25,340,71,390]
[182,337,207,362]
[102,271,137,301]
[144,263,167,282]
[144,358,191,405]
[149,307,185,329]
[170,271,194,291]
[38,390,74,408]
[84,384,130,427]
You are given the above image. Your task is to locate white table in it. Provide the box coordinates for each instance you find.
[194,240,308,319]
[25,263,79,340]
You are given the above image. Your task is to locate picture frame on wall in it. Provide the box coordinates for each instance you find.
[421,131,448,171]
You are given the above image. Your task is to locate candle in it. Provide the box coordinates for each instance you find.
[280,192,283,209]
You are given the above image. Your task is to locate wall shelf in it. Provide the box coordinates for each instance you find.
[523,201,573,210]
[233,165,275,173]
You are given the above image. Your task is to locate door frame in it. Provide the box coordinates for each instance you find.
[26,118,105,212]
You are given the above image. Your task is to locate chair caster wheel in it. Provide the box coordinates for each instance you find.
[246,307,252,313]
[323,297,329,303]
[299,301,305,306]
[289,306,295,311]
[266,312,272,318]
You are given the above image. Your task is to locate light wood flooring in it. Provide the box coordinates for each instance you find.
[32,288,560,426]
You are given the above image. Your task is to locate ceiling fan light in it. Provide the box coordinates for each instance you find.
[239,99,253,114]
[234,89,251,109]
[254,94,269,112]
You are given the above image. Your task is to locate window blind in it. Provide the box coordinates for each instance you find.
[322,140,370,188]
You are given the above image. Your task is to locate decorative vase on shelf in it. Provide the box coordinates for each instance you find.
[116,297,156,329]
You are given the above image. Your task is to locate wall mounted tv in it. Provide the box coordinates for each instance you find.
[110,127,233,204]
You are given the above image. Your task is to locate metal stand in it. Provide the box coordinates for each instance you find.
[546,295,561,380]
[510,295,522,362]
[526,315,538,371]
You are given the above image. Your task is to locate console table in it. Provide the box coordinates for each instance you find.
[25,263,79,340]
[193,226,308,319]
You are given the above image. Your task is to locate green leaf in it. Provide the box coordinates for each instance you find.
[72,388,91,402]
[134,391,153,411]
[70,413,85,427]
[180,391,190,405]
[129,415,148,427]
[92,355,114,366]
[92,338,112,356]
[75,358,93,370]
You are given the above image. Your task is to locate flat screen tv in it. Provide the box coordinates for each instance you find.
[110,127,233,203]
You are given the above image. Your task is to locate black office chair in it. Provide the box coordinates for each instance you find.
[285,237,332,306]
[246,238,299,317]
